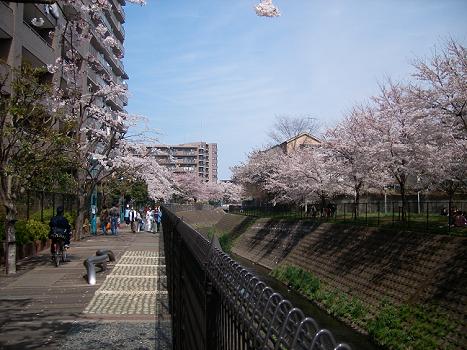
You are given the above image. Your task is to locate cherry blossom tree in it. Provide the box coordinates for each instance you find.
[411,39,467,137]
[0,65,70,274]
[324,105,387,217]
[264,147,342,211]
[173,172,206,203]
[218,181,243,203]
[409,40,467,203]
[231,148,285,203]
[43,0,161,239]
[365,80,442,219]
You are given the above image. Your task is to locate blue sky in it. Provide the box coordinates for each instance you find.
[123,0,467,180]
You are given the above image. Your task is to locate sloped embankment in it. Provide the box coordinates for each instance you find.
[231,219,466,349]
[177,208,226,229]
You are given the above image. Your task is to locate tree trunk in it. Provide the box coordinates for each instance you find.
[73,169,88,241]
[400,181,407,222]
[354,189,360,220]
[2,175,18,274]
[74,194,86,241]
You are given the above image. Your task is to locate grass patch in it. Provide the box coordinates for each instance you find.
[270,265,458,350]
[205,227,233,253]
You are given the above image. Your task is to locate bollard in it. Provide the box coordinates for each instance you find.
[96,249,115,262]
[83,255,108,285]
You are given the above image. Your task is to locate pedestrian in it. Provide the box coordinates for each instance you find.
[155,206,162,232]
[124,204,131,225]
[109,203,119,235]
[146,208,153,232]
[100,206,109,235]
[129,207,137,233]
[136,211,142,232]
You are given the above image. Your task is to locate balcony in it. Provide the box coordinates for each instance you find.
[120,93,128,106]
[89,44,112,76]
[106,94,124,111]
[104,6,125,41]
[112,0,125,22]
[27,3,57,29]
[0,2,13,38]
[21,21,54,66]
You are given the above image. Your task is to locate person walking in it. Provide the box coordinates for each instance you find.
[136,210,142,232]
[155,206,162,233]
[145,208,152,232]
[100,206,109,235]
[129,207,137,233]
[109,203,119,235]
[124,204,131,226]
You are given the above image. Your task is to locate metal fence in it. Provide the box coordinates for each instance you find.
[12,190,78,221]
[164,203,215,213]
[162,206,350,350]
[230,201,467,235]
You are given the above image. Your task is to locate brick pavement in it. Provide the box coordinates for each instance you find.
[0,226,171,349]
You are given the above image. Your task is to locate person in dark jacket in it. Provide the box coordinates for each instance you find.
[49,206,72,255]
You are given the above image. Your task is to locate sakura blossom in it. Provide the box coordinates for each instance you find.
[255,0,281,17]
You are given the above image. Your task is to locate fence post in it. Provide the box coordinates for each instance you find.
[365,203,368,226]
[40,191,44,222]
[26,190,30,220]
[407,202,410,229]
[343,203,346,222]
[377,202,380,226]
[392,202,395,226]
[448,201,451,234]
[426,201,429,233]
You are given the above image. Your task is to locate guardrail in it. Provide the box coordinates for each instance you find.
[162,206,351,350]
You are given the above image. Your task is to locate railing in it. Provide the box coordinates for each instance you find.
[230,200,467,235]
[162,206,350,350]
[22,20,53,48]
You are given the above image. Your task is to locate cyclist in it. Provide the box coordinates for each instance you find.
[49,206,72,256]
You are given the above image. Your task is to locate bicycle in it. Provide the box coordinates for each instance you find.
[50,231,69,267]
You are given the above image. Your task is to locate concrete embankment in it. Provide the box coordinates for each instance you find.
[180,210,467,349]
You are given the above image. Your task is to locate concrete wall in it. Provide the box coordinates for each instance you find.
[230,218,466,348]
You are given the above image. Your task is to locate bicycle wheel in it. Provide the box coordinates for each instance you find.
[54,251,60,267]
[61,243,67,263]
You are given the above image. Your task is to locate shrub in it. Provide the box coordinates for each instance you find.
[0,219,51,245]
[219,234,233,253]
[30,208,76,226]
[25,220,49,242]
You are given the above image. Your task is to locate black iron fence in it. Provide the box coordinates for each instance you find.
[10,190,78,222]
[162,206,350,350]
[164,203,215,213]
[229,201,467,235]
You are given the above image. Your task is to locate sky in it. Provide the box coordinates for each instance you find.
[123,0,467,180]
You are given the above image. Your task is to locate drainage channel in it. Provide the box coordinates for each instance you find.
[231,253,382,350]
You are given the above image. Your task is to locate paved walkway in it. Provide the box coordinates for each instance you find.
[0,226,171,349]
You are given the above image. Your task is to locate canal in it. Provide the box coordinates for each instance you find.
[231,253,382,350]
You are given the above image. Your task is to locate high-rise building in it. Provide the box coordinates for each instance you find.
[0,1,128,111]
[151,142,218,182]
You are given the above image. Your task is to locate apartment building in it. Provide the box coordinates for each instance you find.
[151,142,218,182]
[0,0,128,111]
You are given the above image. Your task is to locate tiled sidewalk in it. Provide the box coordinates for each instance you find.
[0,227,171,349]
